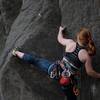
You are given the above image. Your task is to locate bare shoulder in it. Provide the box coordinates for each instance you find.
[79,49,89,56]
[78,49,90,63]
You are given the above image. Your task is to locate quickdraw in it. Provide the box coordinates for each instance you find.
[73,85,80,96]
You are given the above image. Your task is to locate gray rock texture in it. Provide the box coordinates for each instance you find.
[0,0,100,100]
[0,0,22,54]
[0,0,63,100]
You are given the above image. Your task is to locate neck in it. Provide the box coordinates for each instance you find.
[77,39,85,47]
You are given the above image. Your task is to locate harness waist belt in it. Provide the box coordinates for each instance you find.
[63,57,80,72]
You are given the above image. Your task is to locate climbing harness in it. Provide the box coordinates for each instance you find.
[63,57,80,72]
[48,59,80,96]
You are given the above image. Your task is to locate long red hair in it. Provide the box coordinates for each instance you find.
[77,28,96,56]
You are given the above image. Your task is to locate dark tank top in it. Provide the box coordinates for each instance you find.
[63,42,85,71]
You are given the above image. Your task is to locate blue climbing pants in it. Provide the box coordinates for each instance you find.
[22,53,53,73]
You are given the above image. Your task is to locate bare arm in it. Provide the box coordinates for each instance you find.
[57,26,72,46]
[84,51,100,78]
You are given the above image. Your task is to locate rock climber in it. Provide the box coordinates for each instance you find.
[12,26,100,100]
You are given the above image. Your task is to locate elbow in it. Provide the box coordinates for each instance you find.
[57,39,64,46]
[58,39,62,44]
[57,37,62,44]
[86,70,94,77]
[86,70,100,78]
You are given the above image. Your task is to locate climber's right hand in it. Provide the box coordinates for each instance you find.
[59,26,64,32]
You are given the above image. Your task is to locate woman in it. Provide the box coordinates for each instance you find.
[12,26,100,100]
[57,26,100,78]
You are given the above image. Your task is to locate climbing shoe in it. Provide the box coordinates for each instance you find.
[12,47,18,56]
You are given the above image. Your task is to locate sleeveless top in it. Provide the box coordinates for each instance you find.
[63,42,85,72]
[48,42,85,78]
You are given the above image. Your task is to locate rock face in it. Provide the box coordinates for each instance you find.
[0,0,63,100]
[0,0,100,100]
[0,0,22,54]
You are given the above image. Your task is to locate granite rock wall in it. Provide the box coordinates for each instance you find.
[0,0,100,100]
